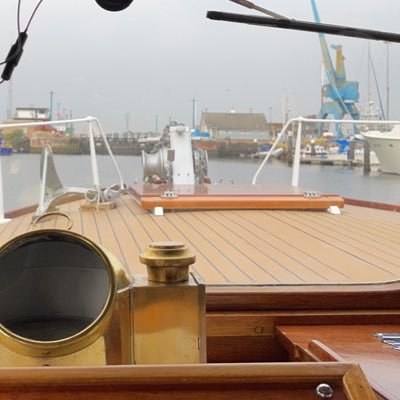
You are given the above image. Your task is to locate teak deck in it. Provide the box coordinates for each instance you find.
[1,185,400,287]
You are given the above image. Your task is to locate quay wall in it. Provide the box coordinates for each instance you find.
[28,138,270,157]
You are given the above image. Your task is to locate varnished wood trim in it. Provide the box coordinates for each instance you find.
[0,363,376,400]
[275,324,399,400]
[343,364,378,400]
[5,204,37,219]
[4,194,85,219]
[344,197,400,212]
[206,336,288,363]
[207,311,400,363]
[139,195,345,210]
[207,310,400,338]
[0,363,354,386]
[206,282,400,311]
[293,345,319,362]
[307,340,346,362]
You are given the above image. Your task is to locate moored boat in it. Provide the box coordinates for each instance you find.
[252,143,284,159]
[363,126,400,174]
[0,146,12,156]
[301,143,328,158]
[0,139,12,156]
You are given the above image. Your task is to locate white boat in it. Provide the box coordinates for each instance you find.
[252,144,284,159]
[301,143,328,158]
[362,126,400,174]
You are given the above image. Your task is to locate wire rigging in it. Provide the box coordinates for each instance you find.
[25,0,44,32]
[0,0,45,85]
[369,53,386,120]
[0,0,22,67]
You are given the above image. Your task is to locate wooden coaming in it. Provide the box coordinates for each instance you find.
[0,363,375,399]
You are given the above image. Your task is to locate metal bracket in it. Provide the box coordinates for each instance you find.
[153,206,164,216]
[327,206,341,215]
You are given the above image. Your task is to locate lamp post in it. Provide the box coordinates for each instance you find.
[49,90,55,120]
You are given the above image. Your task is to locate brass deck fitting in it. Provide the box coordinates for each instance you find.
[133,241,206,364]
[0,229,133,367]
[139,241,196,283]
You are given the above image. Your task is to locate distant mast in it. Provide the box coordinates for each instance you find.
[386,42,390,119]
[6,80,13,119]
[368,41,371,107]
[49,90,55,120]
[191,98,197,129]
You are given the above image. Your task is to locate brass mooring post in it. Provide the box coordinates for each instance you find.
[131,241,206,364]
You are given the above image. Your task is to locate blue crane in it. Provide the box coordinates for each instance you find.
[311,0,360,137]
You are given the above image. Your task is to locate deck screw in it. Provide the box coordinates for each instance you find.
[316,383,334,398]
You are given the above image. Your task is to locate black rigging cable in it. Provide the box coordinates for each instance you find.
[206,11,400,43]
[0,0,45,85]
[0,0,22,67]
[25,0,44,32]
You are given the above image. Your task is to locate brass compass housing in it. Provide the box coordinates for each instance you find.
[0,229,132,366]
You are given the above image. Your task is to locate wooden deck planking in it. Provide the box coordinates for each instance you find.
[0,214,32,244]
[344,205,400,230]
[66,200,147,276]
[267,210,396,282]
[200,210,304,283]
[290,211,400,269]
[164,212,252,284]
[1,195,400,287]
[179,212,281,283]
[202,210,325,284]
[308,208,400,273]
[117,200,155,251]
[304,209,400,250]
[121,197,171,245]
[54,202,73,230]
[78,206,102,246]
[81,206,126,265]
[117,197,176,275]
[112,200,149,274]
[0,217,26,244]
[139,212,224,283]
[232,210,355,283]
[215,210,346,283]
[0,218,13,238]
[250,210,386,283]
[105,206,139,268]
[339,209,400,243]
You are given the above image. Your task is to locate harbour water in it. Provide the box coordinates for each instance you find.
[2,154,400,213]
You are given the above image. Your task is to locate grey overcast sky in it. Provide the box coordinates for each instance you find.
[1,0,400,132]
